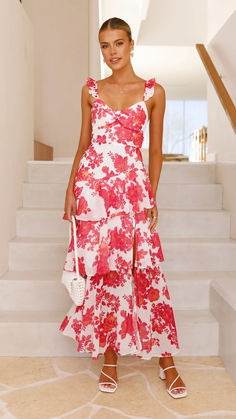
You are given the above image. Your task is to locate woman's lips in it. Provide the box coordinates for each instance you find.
[110,58,121,63]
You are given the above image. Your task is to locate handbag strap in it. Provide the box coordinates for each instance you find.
[71,214,79,277]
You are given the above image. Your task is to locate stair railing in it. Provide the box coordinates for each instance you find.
[196,44,236,135]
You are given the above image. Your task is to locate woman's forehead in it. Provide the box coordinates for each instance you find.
[99,29,127,42]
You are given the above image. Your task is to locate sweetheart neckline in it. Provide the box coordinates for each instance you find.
[91,98,150,120]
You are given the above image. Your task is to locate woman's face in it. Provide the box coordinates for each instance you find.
[99,28,134,69]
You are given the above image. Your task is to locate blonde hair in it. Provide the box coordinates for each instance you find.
[99,17,132,43]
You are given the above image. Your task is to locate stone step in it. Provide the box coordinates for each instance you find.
[1,270,227,311]
[147,162,216,184]
[27,160,216,184]
[0,309,218,356]
[8,237,236,272]
[15,208,230,238]
[22,182,223,210]
[161,238,236,272]
[210,273,236,383]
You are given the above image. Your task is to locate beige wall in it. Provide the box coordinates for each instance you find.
[216,163,236,239]
[22,0,89,158]
[0,0,34,275]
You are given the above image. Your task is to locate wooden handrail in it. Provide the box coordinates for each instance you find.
[196,44,236,134]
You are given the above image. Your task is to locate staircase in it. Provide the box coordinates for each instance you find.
[1,160,236,356]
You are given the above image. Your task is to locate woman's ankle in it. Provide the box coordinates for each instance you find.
[104,349,118,365]
[159,356,174,367]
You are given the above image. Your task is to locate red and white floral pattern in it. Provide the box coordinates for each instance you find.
[59,77,180,359]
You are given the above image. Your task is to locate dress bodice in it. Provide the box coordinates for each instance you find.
[87,77,156,149]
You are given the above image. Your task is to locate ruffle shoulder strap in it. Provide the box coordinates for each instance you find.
[143,77,156,101]
[86,77,99,99]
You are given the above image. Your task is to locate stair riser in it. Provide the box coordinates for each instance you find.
[28,162,72,184]
[16,210,68,238]
[22,183,223,210]
[0,320,218,356]
[0,279,210,311]
[158,211,229,238]
[156,163,216,184]
[8,241,236,271]
[28,161,216,185]
[16,209,230,238]
[9,243,66,271]
[162,243,236,271]
[156,184,222,209]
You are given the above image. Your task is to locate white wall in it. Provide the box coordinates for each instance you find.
[216,163,236,239]
[0,0,34,275]
[138,0,207,45]
[22,0,89,158]
[207,0,236,42]
[207,80,236,161]
[206,10,236,162]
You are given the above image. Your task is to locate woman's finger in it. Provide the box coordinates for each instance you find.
[72,203,77,217]
[148,215,157,231]
[146,208,152,219]
[147,207,158,232]
[66,211,72,223]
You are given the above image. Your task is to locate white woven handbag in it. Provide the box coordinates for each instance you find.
[61,214,85,306]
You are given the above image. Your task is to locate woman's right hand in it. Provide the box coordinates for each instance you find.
[64,188,77,223]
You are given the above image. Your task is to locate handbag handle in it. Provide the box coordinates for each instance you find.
[71,214,79,278]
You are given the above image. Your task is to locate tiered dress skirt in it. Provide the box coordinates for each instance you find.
[59,140,180,360]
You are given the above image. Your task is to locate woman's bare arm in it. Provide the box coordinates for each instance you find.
[64,83,92,221]
[148,83,166,199]
[66,83,93,192]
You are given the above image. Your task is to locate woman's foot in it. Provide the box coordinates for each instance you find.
[159,356,186,396]
[99,349,118,390]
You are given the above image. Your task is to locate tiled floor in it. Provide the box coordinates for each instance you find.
[0,356,236,418]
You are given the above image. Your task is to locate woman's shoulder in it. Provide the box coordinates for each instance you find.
[148,76,165,99]
[151,81,166,110]
[82,76,97,92]
[153,82,166,98]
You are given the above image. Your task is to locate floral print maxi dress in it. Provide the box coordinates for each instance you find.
[59,76,180,359]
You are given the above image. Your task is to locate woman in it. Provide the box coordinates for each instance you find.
[59,17,187,399]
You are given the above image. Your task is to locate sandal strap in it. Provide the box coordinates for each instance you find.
[170,386,186,392]
[103,363,117,367]
[100,381,117,388]
[168,373,180,392]
[162,365,177,372]
[100,370,117,386]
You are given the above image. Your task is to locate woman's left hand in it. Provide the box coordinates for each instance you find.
[146,205,158,233]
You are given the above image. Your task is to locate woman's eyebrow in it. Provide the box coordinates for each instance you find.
[100,38,124,44]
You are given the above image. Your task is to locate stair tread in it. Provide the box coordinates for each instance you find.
[162,237,236,244]
[165,271,236,280]
[1,270,236,281]
[1,270,236,283]
[0,270,62,281]
[28,160,216,166]
[10,236,67,243]
[9,236,236,244]
[211,278,236,310]
[16,207,229,213]
[23,181,221,186]
[0,309,217,323]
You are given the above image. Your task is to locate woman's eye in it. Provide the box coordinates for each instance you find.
[117,42,123,46]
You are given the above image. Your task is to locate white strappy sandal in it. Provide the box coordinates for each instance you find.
[159,365,187,399]
[98,363,118,393]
